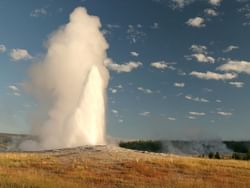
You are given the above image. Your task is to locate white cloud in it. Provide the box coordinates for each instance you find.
[217,111,232,116]
[174,82,185,88]
[130,51,139,57]
[188,116,196,119]
[204,8,218,16]
[229,81,244,88]
[151,22,159,29]
[10,48,32,61]
[110,88,117,93]
[150,61,169,70]
[13,92,21,96]
[168,117,176,121]
[127,24,146,44]
[112,109,119,114]
[8,85,21,96]
[191,53,215,64]
[209,0,223,6]
[139,112,151,116]
[190,71,237,80]
[137,87,153,94]
[105,59,142,73]
[106,24,120,29]
[190,44,208,54]
[0,44,6,53]
[216,99,222,103]
[185,95,209,103]
[189,111,206,116]
[217,60,250,75]
[30,8,47,17]
[8,85,19,92]
[223,45,239,53]
[186,17,205,28]
[170,0,195,9]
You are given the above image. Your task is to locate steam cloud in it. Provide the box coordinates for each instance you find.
[20,7,109,150]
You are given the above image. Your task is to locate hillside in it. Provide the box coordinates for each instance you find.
[0,145,250,188]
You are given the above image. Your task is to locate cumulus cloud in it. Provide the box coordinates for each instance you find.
[223,45,239,53]
[174,82,185,88]
[191,53,215,64]
[190,71,237,80]
[189,112,206,116]
[150,61,169,69]
[217,111,232,116]
[217,60,250,75]
[190,44,208,54]
[187,44,215,63]
[209,0,223,6]
[130,51,139,57]
[105,59,142,73]
[139,111,151,116]
[30,8,47,17]
[204,8,218,16]
[137,87,153,94]
[185,95,209,103]
[0,44,6,53]
[10,49,32,61]
[229,81,244,88]
[186,17,205,28]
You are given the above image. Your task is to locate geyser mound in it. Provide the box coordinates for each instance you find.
[21,7,109,151]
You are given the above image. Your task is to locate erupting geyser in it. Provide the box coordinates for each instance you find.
[20,7,109,150]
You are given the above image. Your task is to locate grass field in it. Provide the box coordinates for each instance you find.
[0,146,250,188]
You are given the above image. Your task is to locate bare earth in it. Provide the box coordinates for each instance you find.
[0,145,250,188]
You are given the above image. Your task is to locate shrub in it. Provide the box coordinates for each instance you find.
[215,152,220,159]
[208,152,214,159]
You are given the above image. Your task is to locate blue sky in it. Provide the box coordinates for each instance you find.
[0,0,250,140]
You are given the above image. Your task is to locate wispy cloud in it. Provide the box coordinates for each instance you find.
[217,111,232,116]
[168,117,176,121]
[137,87,153,94]
[190,71,237,80]
[0,44,6,53]
[30,8,47,17]
[189,111,206,116]
[229,81,244,88]
[185,95,209,103]
[139,111,151,116]
[223,45,239,53]
[8,85,21,96]
[127,24,146,44]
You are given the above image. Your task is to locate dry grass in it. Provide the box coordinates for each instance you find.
[0,146,250,188]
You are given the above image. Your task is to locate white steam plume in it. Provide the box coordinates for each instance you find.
[20,7,109,150]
